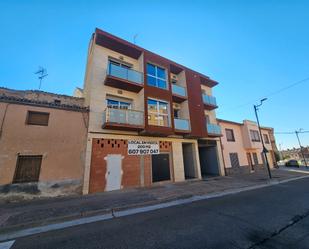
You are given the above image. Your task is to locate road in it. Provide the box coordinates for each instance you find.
[4,178,309,249]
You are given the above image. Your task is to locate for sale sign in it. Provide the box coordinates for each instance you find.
[127,140,160,155]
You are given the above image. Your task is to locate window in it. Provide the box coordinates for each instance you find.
[26,111,49,126]
[205,115,210,124]
[250,130,261,142]
[229,153,240,168]
[147,99,170,127]
[106,99,131,109]
[263,134,270,144]
[54,99,61,105]
[147,63,167,89]
[109,59,132,69]
[13,155,42,183]
[225,129,235,142]
[252,153,259,165]
[173,109,180,118]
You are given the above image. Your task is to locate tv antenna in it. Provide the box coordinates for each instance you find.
[133,34,138,44]
[35,66,48,90]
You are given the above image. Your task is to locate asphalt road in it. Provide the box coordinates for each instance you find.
[6,178,309,249]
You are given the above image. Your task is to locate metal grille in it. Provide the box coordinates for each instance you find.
[229,153,240,168]
[13,155,42,183]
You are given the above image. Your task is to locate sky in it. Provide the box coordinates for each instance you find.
[0,0,308,149]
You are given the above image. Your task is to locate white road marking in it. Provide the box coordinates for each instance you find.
[0,174,308,243]
[0,240,15,249]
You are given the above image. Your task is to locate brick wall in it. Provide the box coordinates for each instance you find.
[89,138,173,193]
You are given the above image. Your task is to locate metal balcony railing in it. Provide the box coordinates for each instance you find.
[206,123,222,135]
[202,94,217,106]
[107,63,144,85]
[103,107,144,126]
[174,118,190,131]
[172,84,186,97]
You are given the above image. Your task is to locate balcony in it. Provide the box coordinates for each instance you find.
[202,94,218,110]
[174,118,190,133]
[206,123,222,137]
[172,84,187,103]
[104,63,144,93]
[102,107,144,131]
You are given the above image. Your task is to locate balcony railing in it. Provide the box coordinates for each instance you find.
[202,94,217,107]
[107,63,144,85]
[206,123,222,136]
[174,118,190,131]
[172,84,186,97]
[103,107,144,127]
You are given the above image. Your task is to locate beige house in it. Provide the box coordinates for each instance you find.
[218,119,277,175]
[78,28,225,194]
[0,88,88,196]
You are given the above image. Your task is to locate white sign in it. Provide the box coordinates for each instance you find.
[128,140,160,155]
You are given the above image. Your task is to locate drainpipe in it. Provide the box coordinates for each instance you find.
[219,137,227,176]
[0,103,9,140]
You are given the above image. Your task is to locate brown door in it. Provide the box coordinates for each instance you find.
[13,155,42,183]
[247,153,254,171]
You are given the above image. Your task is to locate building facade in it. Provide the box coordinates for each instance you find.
[80,28,224,194]
[218,119,277,175]
[281,147,309,163]
[0,88,88,196]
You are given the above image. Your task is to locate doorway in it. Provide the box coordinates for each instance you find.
[247,153,254,171]
[182,143,197,179]
[198,140,220,177]
[152,154,171,182]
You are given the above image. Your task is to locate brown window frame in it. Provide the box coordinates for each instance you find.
[26,111,50,126]
[13,155,43,183]
[225,128,235,142]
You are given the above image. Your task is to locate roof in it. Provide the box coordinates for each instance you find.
[0,87,88,112]
[94,28,218,87]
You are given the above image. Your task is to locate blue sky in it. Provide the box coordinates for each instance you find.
[0,0,308,149]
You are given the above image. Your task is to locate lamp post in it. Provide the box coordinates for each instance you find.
[295,129,308,168]
[254,98,272,179]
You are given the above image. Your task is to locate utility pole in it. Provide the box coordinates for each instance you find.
[254,98,272,179]
[295,129,308,167]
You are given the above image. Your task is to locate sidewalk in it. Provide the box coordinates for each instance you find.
[0,169,308,235]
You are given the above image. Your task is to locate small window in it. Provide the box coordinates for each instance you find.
[263,134,270,144]
[250,130,261,142]
[13,155,42,183]
[229,153,240,168]
[26,111,49,126]
[54,99,61,105]
[146,63,167,89]
[225,129,235,142]
[205,115,210,124]
[173,109,180,118]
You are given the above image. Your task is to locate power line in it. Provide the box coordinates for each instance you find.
[275,130,309,135]
[218,76,309,113]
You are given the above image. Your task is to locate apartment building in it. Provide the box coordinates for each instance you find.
[80,28,224,194]
[218,119,277,175]
[0,88,88,196]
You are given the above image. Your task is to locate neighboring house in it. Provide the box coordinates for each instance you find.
[79,28,224,194]
[218,119,277,175]
[281,147,309,162]
[0,87,89,196]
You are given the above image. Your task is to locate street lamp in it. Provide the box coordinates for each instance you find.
[295,129,308,168]
[254,98,272,179]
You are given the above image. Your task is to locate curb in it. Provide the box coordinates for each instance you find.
[1,175,309,242]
